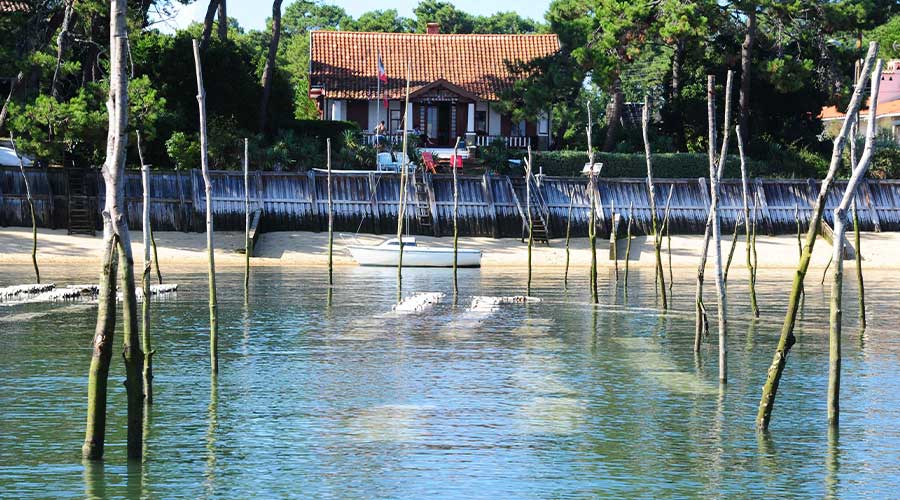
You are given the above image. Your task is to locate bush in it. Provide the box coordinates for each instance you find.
[870,146,900,179]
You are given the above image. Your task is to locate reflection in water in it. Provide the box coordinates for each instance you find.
[826,427,841,500]
[204,375,218,499]
[82,460,105,500]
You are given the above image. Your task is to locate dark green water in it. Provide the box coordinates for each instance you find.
[1,264,898,499]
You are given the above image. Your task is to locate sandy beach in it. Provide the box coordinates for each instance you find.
[1,227,898,270]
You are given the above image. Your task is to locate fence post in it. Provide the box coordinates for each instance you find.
[482,173,498,238]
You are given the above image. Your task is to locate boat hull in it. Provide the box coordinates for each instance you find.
[348,246,482,268]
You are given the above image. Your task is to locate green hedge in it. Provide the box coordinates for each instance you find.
[526,150,813,179]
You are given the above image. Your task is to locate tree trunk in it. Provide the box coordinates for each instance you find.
[0,71,25,133]
[193,39,219,374]
[757,42,878,432]
[51,0,76,100]
[137,130,153,404]
[199,0,220,51]
[258,0,284,134]
[739,8,757,147]
[84,0,142,459]
[603,79,624,152]
[217,0,227,41]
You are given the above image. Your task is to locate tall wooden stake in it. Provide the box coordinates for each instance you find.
[723,218,741,284]
[150,226,162,284]
[452,137,461,295]
[828,59,882,426]
[10,132,39,283]
[396,64,411,301]
[757,42,878,431]
[736,124,758,316]
[642,95,666,308]
[84,0,142,460]
[244,138,250,294]
[564,187,574,288]
[624,202,633,293]
[586,104,598,303]
[661,185,674,297]
[136,129,153,404]
[526,147,534,296]
[852,200,865,329]
[193,38,219,374]
[707,73,731,384]
[327,138,334,287]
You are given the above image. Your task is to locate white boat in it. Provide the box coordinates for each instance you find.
[347,237,481,268]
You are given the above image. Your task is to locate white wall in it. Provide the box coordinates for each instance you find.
[487,103,502,136]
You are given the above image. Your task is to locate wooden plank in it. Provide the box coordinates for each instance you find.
[308,170,321,232]
[754,178,775,235]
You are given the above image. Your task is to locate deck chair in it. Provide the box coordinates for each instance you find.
[422,152,438,174]
[449,154,463,170]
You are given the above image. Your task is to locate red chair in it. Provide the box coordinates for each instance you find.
[422,152,438,174]
[449,154,463,170]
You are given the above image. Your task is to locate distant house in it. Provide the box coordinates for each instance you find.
[821,60,900,143]
[307,23,560,151]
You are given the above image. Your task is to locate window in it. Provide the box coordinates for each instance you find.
[510,119,526,136]
[390,110,401,132]
[475,110,487,134]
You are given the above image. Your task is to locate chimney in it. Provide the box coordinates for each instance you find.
[426,22,440,35]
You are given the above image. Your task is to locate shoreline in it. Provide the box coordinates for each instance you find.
[1,227,898,270]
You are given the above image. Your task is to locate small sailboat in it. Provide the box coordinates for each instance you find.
[347,237,481,268]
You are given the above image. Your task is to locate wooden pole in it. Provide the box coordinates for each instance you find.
[396,64,411,301]
[564,187,574,288]
[85,0,143,460]
[708,72,732,384]
[624,202,633,293]
[244,138,250,293]
[757,42,878,431]
[660,185,674,297]
[9,132,39,283]
[193,38,219,374]
[526,147,533,296]
[327,138,334,287]
[723,217,741,284]
[642,95,666,308]
[136,129,153,404]
[586,103,598,303]
[452,137,460,295]
[828,59,882,427]
[149,226,162,284]
[852,200,866,329]
[736,125,758,316]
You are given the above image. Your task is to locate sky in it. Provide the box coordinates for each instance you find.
[155,0,551,33]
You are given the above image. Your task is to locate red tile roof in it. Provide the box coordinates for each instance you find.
[309,31,560,101]
[0,1,29,13]
[821,99,900,120]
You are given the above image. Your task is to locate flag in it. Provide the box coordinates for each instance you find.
[377,54,388,83]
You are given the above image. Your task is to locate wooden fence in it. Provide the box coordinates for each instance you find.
[2,166,900,238]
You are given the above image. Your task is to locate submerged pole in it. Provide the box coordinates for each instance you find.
[327,138,334,287]
[660,186,674,297]
[757,42,878,431]
[244,138,250,294]
[149,226,162,284]
[642,95,666,308]
[624,202,633,293]
[193,38,219,374]
[586,103,598,303]
[526,147,533,296]
[564,187,575,288]
[736,125,758,316]
[852,200,866,329]
[10,132,39,283]
[137,129,153,404]
[723,217,741,284]
[396,64,411,301]
[452,137,461,295]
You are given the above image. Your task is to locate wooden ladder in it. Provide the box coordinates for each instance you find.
[413,173,432,232]
[510,176,550,245]
[67,168,96,236]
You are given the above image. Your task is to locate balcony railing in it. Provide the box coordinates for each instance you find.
[362,133,404,146]
[474,135,532,148]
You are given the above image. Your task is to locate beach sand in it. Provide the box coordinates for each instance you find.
[1,227,898,270]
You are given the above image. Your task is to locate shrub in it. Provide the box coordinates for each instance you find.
[870,146,900,179]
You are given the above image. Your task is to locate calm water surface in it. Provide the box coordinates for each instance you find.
[1,263,899,499]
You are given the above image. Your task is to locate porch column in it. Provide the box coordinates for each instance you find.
[466,102,476,146]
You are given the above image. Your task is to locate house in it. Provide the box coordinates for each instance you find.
[821,60,900,142]
[307,23,560,151]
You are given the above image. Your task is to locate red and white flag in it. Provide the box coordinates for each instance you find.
[377,54,388,83]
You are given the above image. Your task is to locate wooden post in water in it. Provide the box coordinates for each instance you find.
[757,42,878,432]
[624,202,633,293]
[452,137,461,295]
[526,147,533,296]
[564,187,575,288]
[723,218,741,284]
[9,132,39,283]
[84,0,143,460]
[586,104,598,303]
[736,125,758,316]
[660,185,675,297]
[610,207,619,281]
[193,38,219,374]
[641,95,666,308]
[828,60,881,426]
[136,129,154,404]
[150,227,162,284]
[707,73,731,384]
[327,138,334,287]
[244,138,251,294]
[396,65,411,301]
[852,200,866,329]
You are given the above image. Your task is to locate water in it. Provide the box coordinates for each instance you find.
[1,264,899,499]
